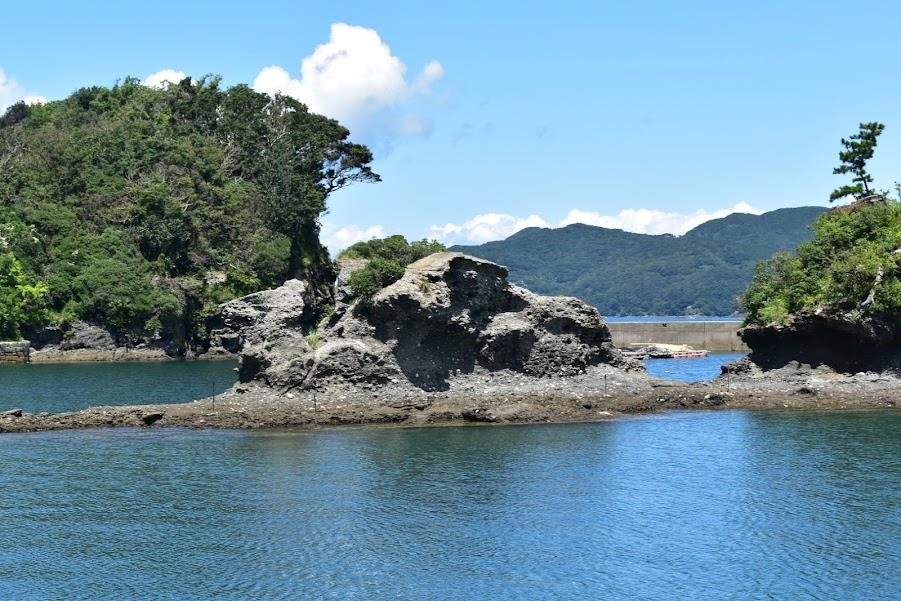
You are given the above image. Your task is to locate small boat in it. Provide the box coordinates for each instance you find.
[645,344,710,359]
[624,343,710,359]
[668,350,709,359]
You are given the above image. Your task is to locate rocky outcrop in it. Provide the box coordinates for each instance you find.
[58,321,117,351]
[206,279,321,381]
[24,321,177,363]
[740,310,900,373]
[0,341,30,363]
[334,258,369,309]
[227,252,632,394]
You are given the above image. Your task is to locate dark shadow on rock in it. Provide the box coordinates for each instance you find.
[389,329,479,392]
[742,316,900,374]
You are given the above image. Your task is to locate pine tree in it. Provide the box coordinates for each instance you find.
[830,122,885,202]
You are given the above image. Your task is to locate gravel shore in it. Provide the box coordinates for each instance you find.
[2,365,896,434]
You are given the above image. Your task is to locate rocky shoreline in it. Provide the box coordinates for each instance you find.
[1,363,897,434]
[3,251,898,435]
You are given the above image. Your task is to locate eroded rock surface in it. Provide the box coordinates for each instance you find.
[229,252,632,393]
[59,321,116,351]
[739,310,900,373]
[206,279,318,381]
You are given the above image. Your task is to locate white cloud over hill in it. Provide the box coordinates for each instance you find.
[427,202,762,244]
[143,69,187,88]
[321,223,387,253]
[253,23,443,138]
[429,213,550,244]
[559,202,762,236]
[0,68,45,112]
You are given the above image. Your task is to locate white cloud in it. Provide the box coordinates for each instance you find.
[143,69,187,88]
[559,202,762,235]
[0,68,45,112]
[413,60,444,93]
[253,23,443,136]
[429,213,550,244]
[321,223,386,253]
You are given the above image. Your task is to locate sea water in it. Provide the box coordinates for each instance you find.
[0,360,238,413]
[0,410,897,599]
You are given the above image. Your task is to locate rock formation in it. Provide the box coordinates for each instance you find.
[212,252,631,394]
[206,278,321,381]
[23,321,174,362]
[739,310,900,373]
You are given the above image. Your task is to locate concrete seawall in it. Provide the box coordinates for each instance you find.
[0,341,30,363]
[607,321,748,352]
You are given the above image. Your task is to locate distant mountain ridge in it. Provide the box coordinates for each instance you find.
[451,206,826,316]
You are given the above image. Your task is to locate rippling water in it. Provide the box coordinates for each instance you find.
[0,352,739,417]
[644,352,746,383]
[1,411,898,599]
[0,361,238,413]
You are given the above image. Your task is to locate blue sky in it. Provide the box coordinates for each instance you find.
[2,0,900,250]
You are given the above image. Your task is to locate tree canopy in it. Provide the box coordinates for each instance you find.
[0,76,378,344]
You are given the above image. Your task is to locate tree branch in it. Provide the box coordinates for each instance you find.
[860,265,885,308]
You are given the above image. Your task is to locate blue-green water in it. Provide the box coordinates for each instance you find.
[0,361,238,413]
[606,316,742,322]
[1,411,898,599]
[0,354,735,416]
[645,352,746,383]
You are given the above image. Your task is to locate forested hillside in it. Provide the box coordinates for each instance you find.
[742,200,900,327]
[452,207,825,315]
[0,77,376,345]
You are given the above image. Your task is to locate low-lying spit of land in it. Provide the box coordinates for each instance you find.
[1,364,897,434]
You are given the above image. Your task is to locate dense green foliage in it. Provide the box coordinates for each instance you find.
[452,207,825,315]
[339,235,446,299]
[0,77,377,345]
[741,200,901,326]
[346,258,408,299]
[0,249,48,339]
[830,122,885,202]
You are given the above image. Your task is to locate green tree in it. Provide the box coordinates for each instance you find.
[339,235,446,298]
[253,95,380,276]
[741,199,901,326]
[830,122,885,202]
[339,235,445,264]
[0,76,380,344]
[0,251,48,339]
[347,258,407,299]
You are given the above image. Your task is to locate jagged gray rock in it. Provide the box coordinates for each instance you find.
[206,279,319,381]
[228,252,630,393]
[59,321,116,351]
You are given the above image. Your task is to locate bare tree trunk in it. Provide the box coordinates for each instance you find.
[861,265,885,308]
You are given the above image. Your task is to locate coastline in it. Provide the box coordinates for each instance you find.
[1,379,896,434]
[8,347,235,364]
